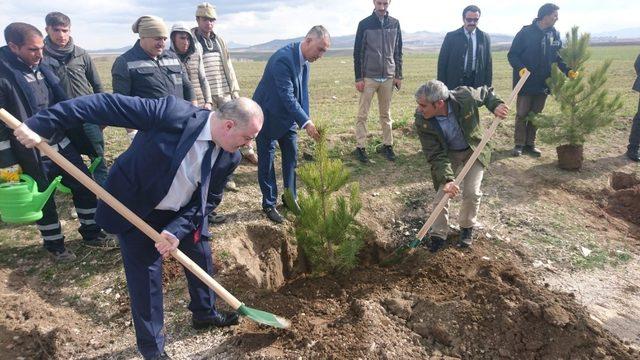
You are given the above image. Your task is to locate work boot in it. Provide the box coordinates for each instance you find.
[263,207,284,224]
[192,310,240,330]
[523,145,542,157]
[511,145,523,157]
[626,149,640,162]
[84,231,119,249]
[382,145,396,161]
[427,235,446,253]
[355,147,370,164]
[49,248,76,262]
[457,227,473,248]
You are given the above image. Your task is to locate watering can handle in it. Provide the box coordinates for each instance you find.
[0,108,243,310]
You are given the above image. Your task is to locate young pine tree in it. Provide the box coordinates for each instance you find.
[533,26,623,146]
[288,130,364,274]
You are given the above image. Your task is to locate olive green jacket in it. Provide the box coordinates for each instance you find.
[414,86,504,190]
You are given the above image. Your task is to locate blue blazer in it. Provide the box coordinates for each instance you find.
[253,42,309,140]
[26,93,240,239]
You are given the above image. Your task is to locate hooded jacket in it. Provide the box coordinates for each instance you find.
[169,24,212,105]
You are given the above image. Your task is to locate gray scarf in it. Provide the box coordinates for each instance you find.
[44,36,75,61]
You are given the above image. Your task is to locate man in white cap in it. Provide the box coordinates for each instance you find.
[112,15,195,142]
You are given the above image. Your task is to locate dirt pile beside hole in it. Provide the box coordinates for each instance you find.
[607,172,640,226]
[225,248,634,359]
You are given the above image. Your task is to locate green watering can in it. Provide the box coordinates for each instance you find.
[0,174,62,223]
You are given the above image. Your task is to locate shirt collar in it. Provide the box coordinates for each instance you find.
[436,102,454,120]
[197,112,214,142]
[298,42,308,68]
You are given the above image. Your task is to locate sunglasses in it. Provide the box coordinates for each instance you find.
[465,18,479,23]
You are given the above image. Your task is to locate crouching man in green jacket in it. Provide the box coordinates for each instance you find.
[414,80,508,252]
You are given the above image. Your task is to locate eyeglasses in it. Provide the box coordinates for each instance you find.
[465,18,479,23]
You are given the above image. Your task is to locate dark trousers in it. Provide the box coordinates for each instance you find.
[256,129,298,209]
[10,138,100,252]
[461,71,476,87]
[628,97,640,154]
[83,123,108,186]
[514,94,548,146]
[119,209,217,359]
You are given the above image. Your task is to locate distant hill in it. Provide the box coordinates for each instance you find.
[88,46,131,54]
[593,27,640,39]
[236,30,514,52]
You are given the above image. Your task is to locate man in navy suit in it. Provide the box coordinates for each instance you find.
[14,93,263,360]
[253,25,329,223]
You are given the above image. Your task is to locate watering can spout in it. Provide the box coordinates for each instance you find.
[31,175,62,211]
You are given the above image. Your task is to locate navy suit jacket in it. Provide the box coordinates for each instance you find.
[253,42,309,140]
[26,93,240,239]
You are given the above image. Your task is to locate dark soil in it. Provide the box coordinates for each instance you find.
[607,172,640,226]
[203,236,636,359]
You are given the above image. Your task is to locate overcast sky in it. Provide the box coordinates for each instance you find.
[1,0,638,49]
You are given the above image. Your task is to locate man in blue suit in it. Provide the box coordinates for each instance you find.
[14,93,263,360]
[253,26,329,223]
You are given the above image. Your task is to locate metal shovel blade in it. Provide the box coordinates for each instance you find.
[238,304,291,329]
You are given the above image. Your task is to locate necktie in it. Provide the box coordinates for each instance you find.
[465,32,474,76]
[197,142,215,240]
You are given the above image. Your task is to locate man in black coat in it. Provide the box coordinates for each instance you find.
[507,3,575,157]
[627,53,640,162]
[437,5,492,89]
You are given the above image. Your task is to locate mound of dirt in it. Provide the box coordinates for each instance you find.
[607,172,640,226]
[217,248,635,359]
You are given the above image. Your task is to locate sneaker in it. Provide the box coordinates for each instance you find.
[84,232,119,249]
[209,212,226,224]
[457,227,473,248]
[626,150,640,162]
[427,236,446,253]
[355,147,370,164]
[523,145,542,157]
[382,145,396,161]
[225,180,239,192]
[511,145,523,157]
[49,249,76,262]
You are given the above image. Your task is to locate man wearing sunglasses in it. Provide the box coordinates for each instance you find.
[438,5,492,90]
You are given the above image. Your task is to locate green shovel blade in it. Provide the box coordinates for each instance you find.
[381,236,424,266]
[238,304,291,329]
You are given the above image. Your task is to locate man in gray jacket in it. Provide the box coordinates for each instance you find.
[42,12,108,186]
[353,0,403,164]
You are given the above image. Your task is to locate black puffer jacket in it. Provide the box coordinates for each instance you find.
[353,11,403,81]
[508,20,570,95]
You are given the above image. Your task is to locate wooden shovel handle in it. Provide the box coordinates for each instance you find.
[415,71,531,240]
[0,108,243,310]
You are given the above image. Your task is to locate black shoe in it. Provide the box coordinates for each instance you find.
[457,227,473,248]
[382,145,396,161]
[511,145,523,157]
[355,147,370,163]
[281,194,301,214]
[627,150,640,162]
[428,236,446,253]
[209,212,226,224]
[263,207,284,224]
[84,232,119,249]
[145,352,172,360]
[192,310,240,330]
[523,145,542,157]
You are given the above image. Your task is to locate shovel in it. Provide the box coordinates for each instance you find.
[384,70,531,263]
[0,109,290,329]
